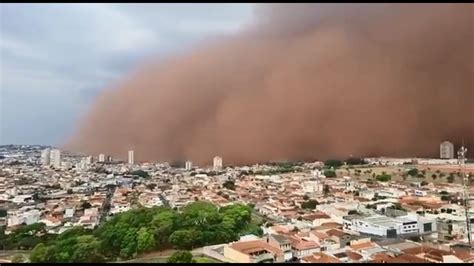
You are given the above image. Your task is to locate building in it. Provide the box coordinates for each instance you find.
[213,156,223,170]
[98,154,105,162]
[266,234,293,261]
[342,213,436,237]
[50,149,61,168]
[128,150,134,164]
[224,240,284,263]
[440,141,454,159]
[41,148,50,165]
[185,160,193,171]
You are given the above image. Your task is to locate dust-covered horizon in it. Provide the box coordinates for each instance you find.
[64,3,474,166]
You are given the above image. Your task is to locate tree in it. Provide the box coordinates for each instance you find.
[137,227,155,254]
[407,168,419,177]
[81,201,92,210]
[376,173,392,182]
[130,170,149,178]
[30,243,56,263]
[222,180,235,190]
[169,230,202,250]
[420,181,429,186]
[151,210,177,247]
[167,250,194,263]
[324,159,343,168]
[431,174,437,180]
[69,235,105,263]
[345,157,365,165]
[303,195,309,200]
[301,200,318,209]
[447,174,455,183]
[323,170,336,178]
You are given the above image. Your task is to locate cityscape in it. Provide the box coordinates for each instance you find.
[0,141,473,263]
[1,3,473,264]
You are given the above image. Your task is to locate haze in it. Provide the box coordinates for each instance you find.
[65,4,474,165]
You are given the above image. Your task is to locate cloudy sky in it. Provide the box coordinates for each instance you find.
[0,3,254,145]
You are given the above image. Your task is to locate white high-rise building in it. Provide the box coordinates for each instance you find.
[185,161,193,171]
[85,156,93,165]
[98,154,105,162]
[440,141,454,159]
[41,148,51,165]
[50,149,61,168]
[128,150,134,164]
[213,156,223,170]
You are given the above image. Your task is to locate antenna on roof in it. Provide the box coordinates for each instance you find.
[458,140,472,250]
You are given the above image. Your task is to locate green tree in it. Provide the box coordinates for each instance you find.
[222,180,235,190]
[151,210,177,247]
[441,195,450,201]
[324,159,343,168]
[301,200,318,209]
[130,170,149,178]
[447,174,455,183]
[345,157,365,165]
[431,174,437,180]
[181,201,221,230]
[303,195,309,200]
[70,235,105,263]
[167,250,194,263]
[169,230,202,250]
[30,243,56,263]
[376,173,392,182]
[407,168,419,177]
[323,170,336,178]
[137,227,155,254]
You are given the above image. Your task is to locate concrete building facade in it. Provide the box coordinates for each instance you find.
[440,141,454,159]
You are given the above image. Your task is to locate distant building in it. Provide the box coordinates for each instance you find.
[85,156,93,165]
[128,150,134,164]
[106,155,113,162]
[50,149,61,168]
[41,148,50,165]
[213,156,223,170]
[440,141,454,159]
[185,160,193,170]
[98,154,105,162]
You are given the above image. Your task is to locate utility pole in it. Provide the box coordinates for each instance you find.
[458,140,472,250]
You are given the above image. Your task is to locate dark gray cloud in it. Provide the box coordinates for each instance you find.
[0,3,253,145]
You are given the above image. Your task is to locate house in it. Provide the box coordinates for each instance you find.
[326,229,353,248]
[301,252,341,263]
[265,234,293,261]
[287,234,320,259]
[223,240,284,263]
[300,212,332,227]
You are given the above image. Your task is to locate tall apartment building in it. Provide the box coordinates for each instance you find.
[185,160,193,171]
[128,150,134,164]
[41,148,51,165]
[213,156,223,170]
[98,154,105,162]
[440,141,454,159]
[50,149,61,168]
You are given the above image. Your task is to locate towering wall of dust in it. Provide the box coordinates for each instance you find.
[65,4,474,165]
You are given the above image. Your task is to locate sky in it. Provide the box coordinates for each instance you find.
[0,3,254,145]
